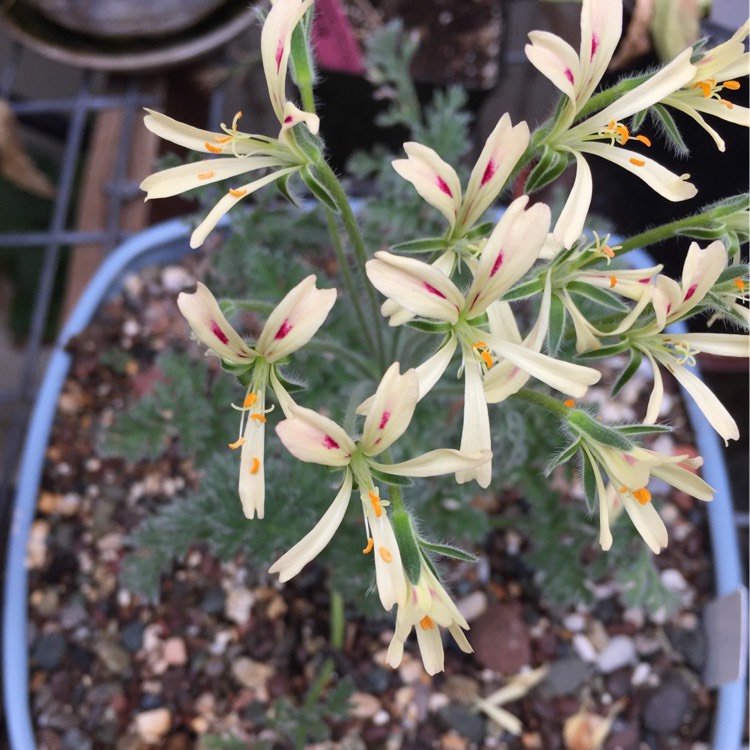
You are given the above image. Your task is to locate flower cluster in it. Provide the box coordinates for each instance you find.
[145,0,748,676]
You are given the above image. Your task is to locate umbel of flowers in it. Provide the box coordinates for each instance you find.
[144,0,749,675]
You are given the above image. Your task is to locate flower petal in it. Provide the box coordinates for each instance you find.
[256,275,337,361]
[415,335,457,400]
[369,449,491,478]
[525,30,580,105]
[677,240,727,316]
[456,360,492,487]
[269,471,353,581]
[239,390,267,519]
[276,405,356,466]
[279,101,320,136]
[676,333,749,357]
[553,150,592,249]
[621,494,668,554]
[177,282,257,363]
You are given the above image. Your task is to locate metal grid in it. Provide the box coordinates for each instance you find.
[0,40,165,516]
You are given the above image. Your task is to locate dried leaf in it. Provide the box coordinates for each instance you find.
[0,99,56,199]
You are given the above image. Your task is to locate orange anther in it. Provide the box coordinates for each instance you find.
[378,546,392,563]
[213,135,232,143]
[734,278,745,292]
[563,399,575,408]
[362,537,374,554]
[719,99,734,109]
[369,490,383,518]
[629,157,646,167]
[419,615,435,630]
[723,80,740,90]
[251,414,267,423]
[615,124,629,143]
[480,351,494,369]
[609,274,617,288]
[618,486,627,493]
[229,188,248,198]
[472,341,488,350]
[632,487,651,505]
[204,142,223,153]
[635,134,651,147]
[250,457,261,475]
[198,170,215,180]
[243,393,257,408]
[228,437,246,450]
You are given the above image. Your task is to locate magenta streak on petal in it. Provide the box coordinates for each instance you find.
[379,411,391,430]
[284,115,293,124]
[480,160,496,187]
[624,454,636,465]
[564,68,574,85]
[591,33,599,60]
[666,303,672,315]
[436,176,453,197]
[275,40,284,73]
[638,278,651,284]
[683,283,698,301]
[489,251,504,277]
[323,435,340,450]
[275,319,293,340]
[210,321,230,345]
[423,282,447,299]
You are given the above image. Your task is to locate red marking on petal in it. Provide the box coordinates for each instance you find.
[275,40,284,73]
[284,115,293,124]
[379,411,391,430]
[480,160,496,187]
[275,319,292,340]
[323,435,340,450]
[564,68,574,85]
[624,454,636,465]
[591,33,599,60]
[489,251,504,277]
[666,303,672,315]
[423,282,447,299]
[436,176,453,197]
[684,283,698,301]
[638,278,651,284]
[210,322,230,345]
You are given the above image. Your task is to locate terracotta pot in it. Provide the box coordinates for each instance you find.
[21,0,229,39]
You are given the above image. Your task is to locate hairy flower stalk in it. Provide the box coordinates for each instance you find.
[177,277,336,518]
[366,197,601,486]
[270,364,491,608]
[140,0,319,248]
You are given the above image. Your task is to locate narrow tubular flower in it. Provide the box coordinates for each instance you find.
[177,277,336,518]
[270,364,490,599]
[385,554,472,675]
[140,0,320,248]
[366,197,601,486]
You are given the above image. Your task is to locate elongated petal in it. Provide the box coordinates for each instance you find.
[667,359,739,443]
[369,449,491,478]
[576,142,697,202]
[525,30,580,104]
[578,0,622,104]
[591,453,613,551]
[677,241,727,315]
[177,282,257,363]
[144,109,232,153]
[269,471,353,581]
[650,461,714,501]
[276,406,356,465]
[456,360,492,487]
[256,275,336,361]
[663,98,727,151]
[367,507,408,610]
[140,156,283,199]
[392,143,462,229]
[465,196,550,315]
[239,390,267,519]
[269,368,297,418]
[261,0,314,122]
[597,445,651,489]
[458,115,530,232]
[643,350,665,424]
[366,251,464,323]
[385,635,405,668]
[415,336,457,400]
[687,97,750,129]
[415,622,445,675]
[553,150,592,249]
[621,495,668,554]
[279,101,320,135]
[360,364,420,455]
[676,333,749,357]
[190,167,298,248]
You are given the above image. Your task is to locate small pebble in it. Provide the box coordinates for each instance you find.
[631,662,651,687]
[224,586,255,625]
[456,591,487,623]
[231,657,273,697]
[399,656,425,684]
[134,707,171,745]
[596,635,636,674]
[161,265,195,292]
[164,637,188,666]
[349,692,381,719]
[563,613,586,632]
[572,634,597,663]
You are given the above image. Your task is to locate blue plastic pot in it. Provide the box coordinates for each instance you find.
[2,222,746,748]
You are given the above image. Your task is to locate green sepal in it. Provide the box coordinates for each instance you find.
[576,341,629,359]
[547,293,566,356]
[405,320,452,334]
[566,281,629,311]
[464,221,496,240]
[580,450,598,513]
[568,410,633,451]
[674,222,727,241]
[715,263,749,285]
[502,276,545,302]
[221,360,256,388]
[615,423,672,436]
[464,311,489,327]
[419,539,478,563]
[525,145,570,194]
[703,293,750,328]
[649,103,689,156]
[300,164,339,213]
[706,193,750,218]
[369,467,414,487]
[275,172,300,207]
[545,439,581,475]
[392,510,422,585]
[630,107,648,132]
[611,347,642,397]
[391,237,450,253]
[271,368,306,394]
[289,11,317,104]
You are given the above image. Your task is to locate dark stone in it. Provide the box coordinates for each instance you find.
[70,645,95,671]
[539,657,589,698]
[61,728,93,750]
[120,620,145,652]
[436,702,486,744]
[241,700,268,727]
[363,666,391,693]
[139,692,164,711]
[642,677,691,734]
[471,602,531,673]
[665,624,706,671]
[199,586,226,615]
[32,632,67,670]
[592,597,619,624]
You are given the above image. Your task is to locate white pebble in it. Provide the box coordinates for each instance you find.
[224,586,255,625]
[572,634,598,663]
[563,613,586,632]
[161,265,195,292]
[661,568,688,592]
[457,591,487,623]
[135,708,171,744]
[631,662,651,686]
[596,635,636,674]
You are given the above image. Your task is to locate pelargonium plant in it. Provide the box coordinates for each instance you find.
[139,0,749,676]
